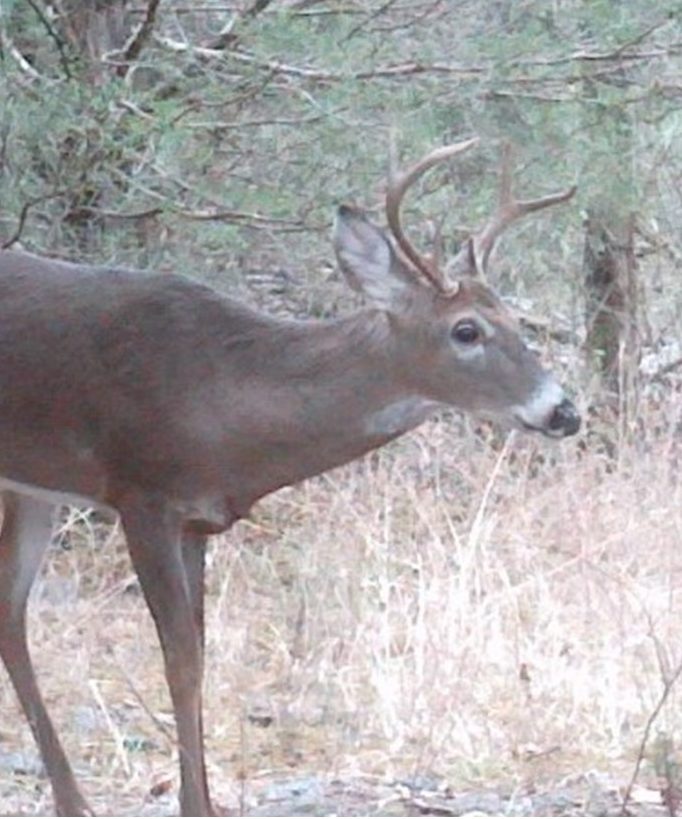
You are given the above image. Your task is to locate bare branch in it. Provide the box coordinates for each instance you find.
[154,36,485,82]
[343,0,400,42]
[620,653,682,814]
[244,0,276,17]
[511,17,673,70]
[82,200,323,233]
[172,207,319,231]
[518,311,578,345]
[79,206,163,221]
[649,355,682,383]
[2,191,66,249]
[230,51,486,82]
[184,111,334,130]
[122,0,161,64]
[26,0,73,79]
[3,36,45,81]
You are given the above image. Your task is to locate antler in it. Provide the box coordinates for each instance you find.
[450,143,577,278]
[385,137,479,292]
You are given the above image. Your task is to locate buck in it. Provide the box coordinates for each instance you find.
[0,138,579,816]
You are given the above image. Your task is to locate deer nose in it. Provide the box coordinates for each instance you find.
[548,398,581,437]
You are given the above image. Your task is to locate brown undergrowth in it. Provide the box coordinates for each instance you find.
[2,403,682,815]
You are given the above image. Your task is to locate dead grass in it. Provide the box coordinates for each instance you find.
[2,407,682,814]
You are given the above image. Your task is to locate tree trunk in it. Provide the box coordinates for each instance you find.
[583,208,641,420]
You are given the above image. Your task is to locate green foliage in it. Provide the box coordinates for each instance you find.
[0,1,680,320]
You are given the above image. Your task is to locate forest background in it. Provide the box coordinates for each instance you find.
[1,1,682,814]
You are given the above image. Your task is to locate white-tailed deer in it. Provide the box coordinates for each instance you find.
[0,139,579,816]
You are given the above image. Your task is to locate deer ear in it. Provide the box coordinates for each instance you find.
[333,205,414,309]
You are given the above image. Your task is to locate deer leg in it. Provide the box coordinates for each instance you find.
[119,494,212,817]
[182,531,210,795]
[0,492,92,816]
[181,532,207,656]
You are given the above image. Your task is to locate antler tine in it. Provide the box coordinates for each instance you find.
[450,144,577,279]
[385,137,479,291]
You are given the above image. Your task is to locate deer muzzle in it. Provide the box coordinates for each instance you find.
[513,379,581,439]
[546,397,581,437]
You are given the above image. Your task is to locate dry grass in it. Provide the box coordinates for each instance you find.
[2,406,682,814]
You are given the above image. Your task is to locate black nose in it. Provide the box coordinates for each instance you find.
[548,398,581,436]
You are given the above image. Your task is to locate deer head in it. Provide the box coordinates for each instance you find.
[333,138,579,438]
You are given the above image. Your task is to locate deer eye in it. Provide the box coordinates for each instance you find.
[452,319,481,344]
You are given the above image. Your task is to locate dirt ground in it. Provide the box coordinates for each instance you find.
[0,764,673,817]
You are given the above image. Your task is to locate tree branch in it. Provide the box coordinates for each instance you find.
[620,648,682,814]
[26,0,73,79]
[244,0,276,17]
[2,191,66,249]
[122,0,162,64]
[154,35,485,82]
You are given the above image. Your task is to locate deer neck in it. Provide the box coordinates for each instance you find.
[216,308,439,504]
[274,308,435,443]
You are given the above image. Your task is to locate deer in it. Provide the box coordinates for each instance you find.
[0,137,579,816]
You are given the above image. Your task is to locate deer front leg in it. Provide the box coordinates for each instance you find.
[119,493,212,817]
[181,531,207,655]
[182,530,209,791]
[0,492,92,816]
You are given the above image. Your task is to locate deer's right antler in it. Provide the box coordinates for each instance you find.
[449,143,577,279]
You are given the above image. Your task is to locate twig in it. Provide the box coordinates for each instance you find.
[518,312,578,345]
[82,199,324,234]
[104,166,326,233]
[244,0,276,17]
[484,89,575,104]
[130,3,362,14]
[343,0,400,42]
[122,0,162,64]
[650,356,682,383]
[154,35,485,81]
[168,73,277,125]
[5,39,44,81]
[116,98,156,120]
[620,658,682,814]
[203,0,277,49]
[89,679,132,776]
[2,191,66,249]
[80,206,163,221]
[229,50,485,81]
[286,4,363,15]
[113,648,175,743]
[515,16,673,69]
[26,0,72,79]
[184,111,331,129]
[371,0,446,35]
[130,4,234,11]
[173,207,319,230]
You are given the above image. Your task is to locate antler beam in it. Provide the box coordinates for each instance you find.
[385,137,479,292]
[450,143,577,278]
